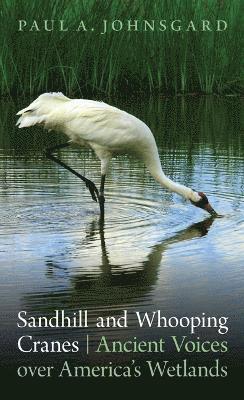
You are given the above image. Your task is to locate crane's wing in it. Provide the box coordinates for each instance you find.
[63,101,142,148]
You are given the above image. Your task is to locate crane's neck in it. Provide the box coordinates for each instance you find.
[144,151,201,202]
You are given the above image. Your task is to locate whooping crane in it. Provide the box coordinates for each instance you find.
[16,93,217,220]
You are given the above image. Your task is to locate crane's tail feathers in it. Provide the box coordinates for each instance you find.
[17,92,68,117]
[16,111,45,128]
[16,92,70,128]
[16,107,34,115]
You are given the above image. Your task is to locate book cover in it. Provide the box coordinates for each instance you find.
[0,0,243,390]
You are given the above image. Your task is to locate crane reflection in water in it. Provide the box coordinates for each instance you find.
[22,216,215,313]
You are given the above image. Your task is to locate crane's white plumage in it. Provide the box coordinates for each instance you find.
[16,93,207,205]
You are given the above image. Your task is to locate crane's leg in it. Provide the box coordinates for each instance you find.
[99,174,106,221]
[45,142,99,203]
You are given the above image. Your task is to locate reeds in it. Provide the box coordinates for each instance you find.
[0,0,243,97]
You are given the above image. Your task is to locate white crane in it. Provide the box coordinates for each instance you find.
[16,92,217,220]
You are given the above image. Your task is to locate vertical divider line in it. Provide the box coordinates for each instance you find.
[86,334,89,355]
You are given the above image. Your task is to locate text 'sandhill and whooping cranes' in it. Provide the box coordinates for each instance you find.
[16,93,217,220]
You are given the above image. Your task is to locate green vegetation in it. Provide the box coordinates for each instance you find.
[0,0,243,97]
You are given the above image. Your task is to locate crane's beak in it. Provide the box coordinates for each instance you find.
[204,202,218,217]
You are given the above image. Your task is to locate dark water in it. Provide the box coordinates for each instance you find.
[0,96,243,380]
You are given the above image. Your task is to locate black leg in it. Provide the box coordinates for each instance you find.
[99,174,106,222]
[45,142,99,203]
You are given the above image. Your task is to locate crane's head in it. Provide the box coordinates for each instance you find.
[190,192,218,217]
